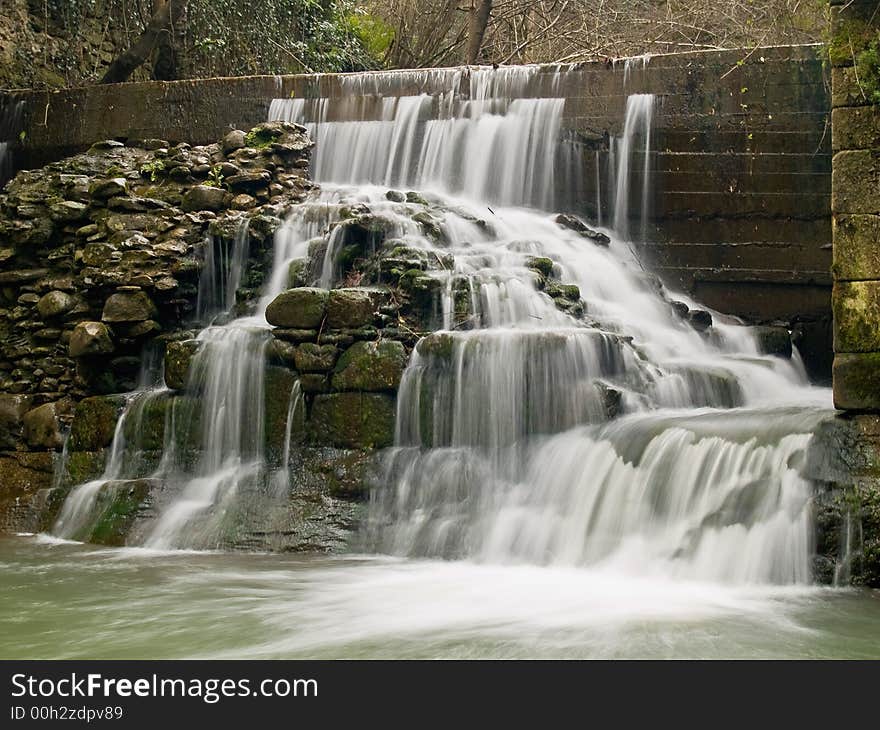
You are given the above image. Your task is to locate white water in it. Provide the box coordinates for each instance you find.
[52,64,833,587]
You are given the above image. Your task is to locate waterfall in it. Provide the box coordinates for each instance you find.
[612,94,654,242]
[51,63,833,577]
[269,66,563,209]
[0,99,24,187]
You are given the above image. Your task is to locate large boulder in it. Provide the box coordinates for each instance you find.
[332,340,408,391]
[309,393,396,448]
[69,321,115,358]
[266,287,328,328]
[102,289,158,323]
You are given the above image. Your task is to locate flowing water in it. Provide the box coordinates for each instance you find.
[10,62,879,658]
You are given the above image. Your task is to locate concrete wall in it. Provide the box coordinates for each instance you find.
[830,0,880,409]
[0,45,833,377]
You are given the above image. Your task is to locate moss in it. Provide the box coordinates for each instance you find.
[526,256,554,278]
[309,392,396,448]
[86,479,152,546]
[332,340,408,391]
[64,450,106,486]
[68,395,126,451]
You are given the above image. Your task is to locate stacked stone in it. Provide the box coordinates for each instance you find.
[822,0,880,586]
[0,121,313,529]
[831,0,880,409]
[166,286,408,451]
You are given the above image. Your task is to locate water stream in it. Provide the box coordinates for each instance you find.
[20,62,877,658]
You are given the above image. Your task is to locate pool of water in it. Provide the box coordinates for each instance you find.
[2,535,879,659]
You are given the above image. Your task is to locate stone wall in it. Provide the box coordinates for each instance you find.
[0,45,833,378]
[0,119,316,535]
[830,0,880,410]
[812,0,880,587]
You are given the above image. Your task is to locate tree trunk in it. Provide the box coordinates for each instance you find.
[466,0,493,65]
[101,0,186,84]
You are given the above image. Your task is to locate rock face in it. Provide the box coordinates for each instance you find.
[164,340,202,391]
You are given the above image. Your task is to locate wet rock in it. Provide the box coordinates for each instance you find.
[385,190,406,203]
[231,194,257,210]
[85,479,154,546]
[265,367,305,462]
[309,392,396,448]
[670,300,690,319]
[182,185,228,212]
[82,243,118,267]
[332,340,408,392]
[554,213,610,246]
[0,394,34,449]
[299,373,329,394]
[526,256,554,278]
[49,200,89,222]
[164,340,202,390]
[89,178,128,199]
[226,172,271,192]
[326,288,389,328]
[266,287,328,329]
[688,309,713,332]
[36,290,75,320]
[22,401,66,450]
[272,328,319,343]
[753,325,793,358]
[102,290,158,323]
[69,321,114,357]
[294,343,339,372]
[287,258,310,289]
[68,395,126,451]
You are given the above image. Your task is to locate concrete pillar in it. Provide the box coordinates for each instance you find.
[832,0,880,409]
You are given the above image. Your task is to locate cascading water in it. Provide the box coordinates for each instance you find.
[51,62,833,587]
[269,64,831,584]
[0,99,24,188]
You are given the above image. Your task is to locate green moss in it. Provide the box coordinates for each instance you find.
[86,480,152,546]
[332,340,408,391]
[68,395,126,451]
[308,392,396,448]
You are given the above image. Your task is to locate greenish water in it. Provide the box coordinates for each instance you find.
[1,534,879,659]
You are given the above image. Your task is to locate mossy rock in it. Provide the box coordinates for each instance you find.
[753,326,792,358]
[332,340,408,392]
[308,393,396,449]
[294,343,339,372]
[65,451,107,486]
[164,340,202,390]
[266,287,328,329]
[68,395,126,451]
[85,479,154,546]
[265,366,305,464]
[326,287,390,328]
[526,256,554,278]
